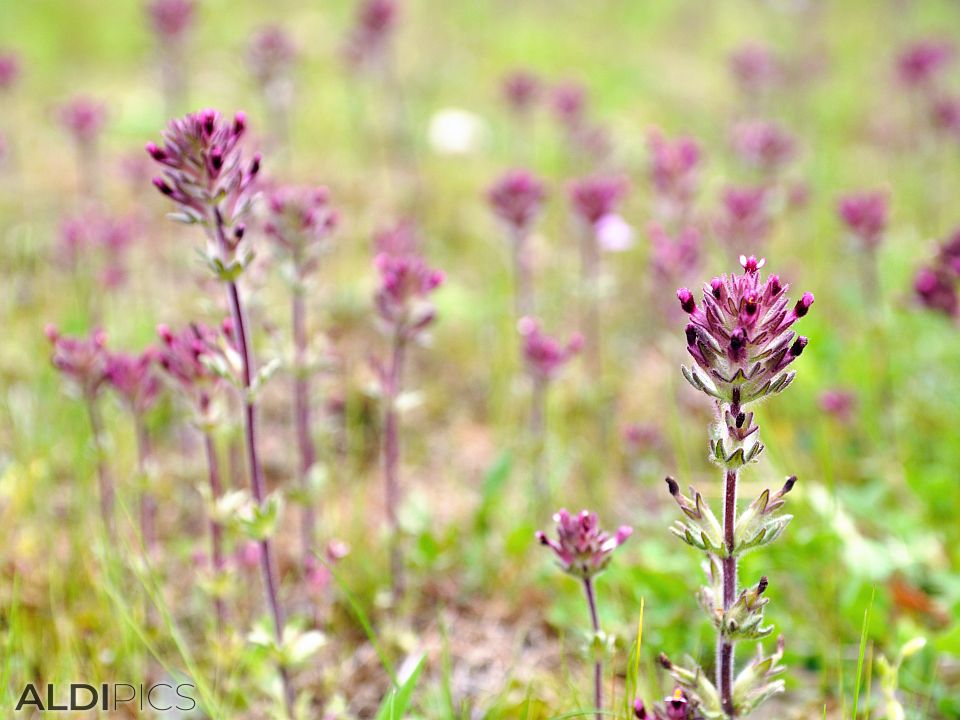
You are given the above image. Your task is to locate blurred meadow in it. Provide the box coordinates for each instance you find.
[1,0,959,718]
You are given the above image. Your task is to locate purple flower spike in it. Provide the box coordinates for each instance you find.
[106,349,163,416]
[155,322,229,416]
[146,0,195,42]
[345,0,398,68]
[47,326,110,399]
[488,169,547,232]
[678,255,813,406]
[57,97,107,144]
[716,184,771,249]
[264,184,338,276]
[569,175,629,227]
[915,266,958,316]
[247,25,297,89]
[897,39,954,89]
[502,70,541,115]
[550,81,587,128]
[537,508,631,579]
[729,42,782,96]
[837,191,889,250]
[0,51,21,92]
[731,119,796,175]
[374,231,444,340]
[518,316,582,381]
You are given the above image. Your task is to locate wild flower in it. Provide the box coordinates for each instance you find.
[634,688,700,719]
[730,120,795,177]
[146,0,195,42]
[263,184,338,570]
[46,326,115,534]
[914,229,960,317]
[157,321,233,630]
[659,255,812,718]
[105,349,163,553]
[488,169,547,318]
[550,81,587,130]
[649,224,701,283]
[148,109,296,714]
[58,208,138,288]
[714,185,771,251]
[0,50,20,92]
[58,96,107,196]
[728,43,781,99]
[372,225,443,596]
[896,39,954,90]
[819,388,857,423]
[502,70,541,116]
[344,0,398,69]
[247,25,297,150]
[837,191,889,250]
[930,95,960,141]
[648,130,701,225]
[537,509,631,719]
[569,174,628,376]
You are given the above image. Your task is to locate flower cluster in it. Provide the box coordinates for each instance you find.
[0,50,20,92]
[648,130,701,221]
[569,175,628,227]
[57,97,107,144]
[59,209,139,286]
[247,25,297,90]
[649,223,701,281]
[896,39,953,89]
[156,322,230,421]
[915,228,960,317]
[536,509,631,580]
[728,42,782,98]
[518,317,582,382]
[147,109,261,276]
[678,255,813,407]
[714,185,771,250]
[344,0,398,69]
[263,185,338,279]
[487,169,547,232]
[838,191,889,250]
[46,326,109,398]
[730,120,795,176]
[373,234,444,341]
[550,81,586,129]
[146,0,195,42]
[501,70,541,115]
[105,349,163,417]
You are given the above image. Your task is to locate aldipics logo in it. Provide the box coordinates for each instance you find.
[15,683,197,713]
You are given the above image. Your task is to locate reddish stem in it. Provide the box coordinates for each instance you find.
[583,576,603,720]
[719,467,738,717]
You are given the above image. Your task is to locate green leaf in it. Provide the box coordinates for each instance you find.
[375,653,425,720]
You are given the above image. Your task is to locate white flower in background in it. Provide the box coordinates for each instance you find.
[595,213,634,252]
[428,108,488,155]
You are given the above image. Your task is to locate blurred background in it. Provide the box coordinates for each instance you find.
[0,0,959,718]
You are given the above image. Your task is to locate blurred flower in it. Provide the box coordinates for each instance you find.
[487,168,547,232]
[344,0,397,69]
[147,109,260,272]
[374,220,420,257]
[46,325,110,398]
[837,191,888,250]
[518,316,582,381]
[715,185,771,250]
[648,130,701,221]
[428,108,488,155]
[678,255,813,406]
[247,25,297,90]
[730,119,796,175]
[623,422,662,453]
[374,241,444,341]
[930,95,960,140]
[896,39,954,89]
[106,349,163,416]
[569,175,629,226]
[263,184,338,277]
[57,96,107,144]
[59,209,139,286]
[502,70,541,115]
[550,81,587,128]
[937,229,960,276]
[819,388,856,423]
[536,508,631,579]
[914,266,957,317]
[729,42,781,97]
[0,50,20,91]
[156,321,228,417]
[146,0,196,42]
[649,223,701,279]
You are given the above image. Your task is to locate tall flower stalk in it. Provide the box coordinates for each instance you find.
[104,348,163,553]
[518,317,581,499]
[156,321,233,631]
[537,509,631,719]
[264,185,338,571]
[656,255,813,719]
[487,169,547,322]
[147,109,294,715]
[47,326,113,535]
[372,224,444,598]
